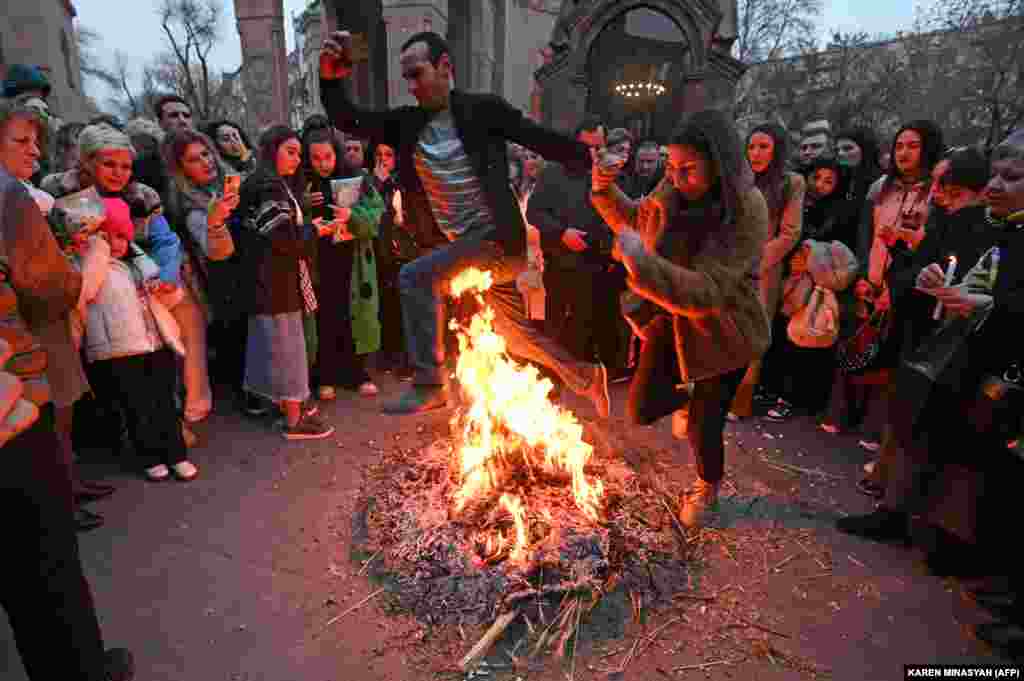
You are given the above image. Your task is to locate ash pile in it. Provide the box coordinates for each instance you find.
[351,423,693,632]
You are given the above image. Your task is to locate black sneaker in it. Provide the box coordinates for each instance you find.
[103,648,134,681]
[836,508,910,544]
[245,393,269,417]
[283,414,335,440]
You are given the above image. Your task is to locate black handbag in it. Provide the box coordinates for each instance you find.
[836,310,891,374]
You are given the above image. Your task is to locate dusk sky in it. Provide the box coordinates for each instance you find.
[74,0,919,103]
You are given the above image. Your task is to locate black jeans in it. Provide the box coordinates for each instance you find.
[543,264,625,369]
[0,407,108,680]
[87,348,186,470]
[628,315,747,485]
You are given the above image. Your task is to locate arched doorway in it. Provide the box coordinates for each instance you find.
[586,7,691,142]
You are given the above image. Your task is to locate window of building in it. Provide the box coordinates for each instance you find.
[61,29,76,90]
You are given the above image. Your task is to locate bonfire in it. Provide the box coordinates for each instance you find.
[353,268,692,671]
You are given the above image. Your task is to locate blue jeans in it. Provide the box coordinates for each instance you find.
[399,228,596,392]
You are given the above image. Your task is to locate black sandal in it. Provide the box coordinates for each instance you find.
[856,478,884,499]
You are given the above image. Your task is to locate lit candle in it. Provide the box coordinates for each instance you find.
[933,255,958,320]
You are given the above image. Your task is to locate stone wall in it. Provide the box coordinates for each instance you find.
[0,0,94,122]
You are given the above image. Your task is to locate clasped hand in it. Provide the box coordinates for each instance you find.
[612,229,644,275]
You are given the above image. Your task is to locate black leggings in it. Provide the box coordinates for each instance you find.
[87,348,186,470]
[628,315,747,484]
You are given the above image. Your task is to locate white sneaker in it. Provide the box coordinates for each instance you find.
[318,385,337,401]
[172,461,199,481]
[863,460,877,475]
[145,464,170,481]
[858,439,881,453]
[358,381,379,397]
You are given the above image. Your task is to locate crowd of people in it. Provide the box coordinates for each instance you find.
[0,22,1022,677]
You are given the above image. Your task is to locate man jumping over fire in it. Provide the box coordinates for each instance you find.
[319,30,610,417]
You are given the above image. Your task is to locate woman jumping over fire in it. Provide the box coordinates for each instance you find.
[590,110,771,528]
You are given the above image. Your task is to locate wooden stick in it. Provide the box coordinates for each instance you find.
[794,539,829,570]
[725,615,790,639]
[320,587,385,632]
[767,554,797,574]
[569,596,583,680]
[459,609,519,672]
[357,550,380,576]
[673,659,734,672]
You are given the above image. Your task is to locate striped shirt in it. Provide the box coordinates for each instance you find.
[414,111,494,240]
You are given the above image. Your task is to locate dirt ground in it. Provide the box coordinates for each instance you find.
[0,374,1011,681]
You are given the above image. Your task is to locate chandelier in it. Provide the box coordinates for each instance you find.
[614,63,669,100]
[614,81,666,98]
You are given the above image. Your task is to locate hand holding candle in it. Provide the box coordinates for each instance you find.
[932,255,958,320]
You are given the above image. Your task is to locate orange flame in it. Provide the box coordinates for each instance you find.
[449,268,605,564]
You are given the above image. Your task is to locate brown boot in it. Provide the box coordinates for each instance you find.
[679,478,719,529]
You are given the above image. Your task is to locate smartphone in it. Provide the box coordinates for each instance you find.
[224,174,241,196]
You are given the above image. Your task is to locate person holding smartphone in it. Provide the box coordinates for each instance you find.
[161,128,241,423]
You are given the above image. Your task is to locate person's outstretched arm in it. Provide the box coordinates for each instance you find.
[319,31,401,146]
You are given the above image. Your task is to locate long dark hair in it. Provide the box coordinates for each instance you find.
[256,125,305,199]
[302,127,356,180]
[748,123,789,224]
[883,119,944,191]
[669,110,753,229]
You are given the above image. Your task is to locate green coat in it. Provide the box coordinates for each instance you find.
[348,188,385,355]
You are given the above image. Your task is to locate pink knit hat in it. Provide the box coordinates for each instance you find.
[100,197,135,242]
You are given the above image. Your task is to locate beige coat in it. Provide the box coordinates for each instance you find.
[592,179,772,384]
[759,172,805,317]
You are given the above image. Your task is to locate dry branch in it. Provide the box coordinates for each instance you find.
[459,609,519,672]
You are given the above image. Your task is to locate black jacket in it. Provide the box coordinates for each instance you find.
[238,169,317,316]
[526,161,612,271]
[887,204,999,357]
[320,79,591,258]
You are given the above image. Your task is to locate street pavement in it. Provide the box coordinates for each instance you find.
[0,374,1011,680]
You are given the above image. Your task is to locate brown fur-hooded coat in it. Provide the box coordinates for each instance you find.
[591,112,772,383]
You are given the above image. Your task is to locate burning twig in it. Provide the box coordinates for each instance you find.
[319,587,386,633]
[459,609,520,672]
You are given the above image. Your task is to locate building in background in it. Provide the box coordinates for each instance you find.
[245,0,561,126]
[289,0,325,129]
[0,0,94,120]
